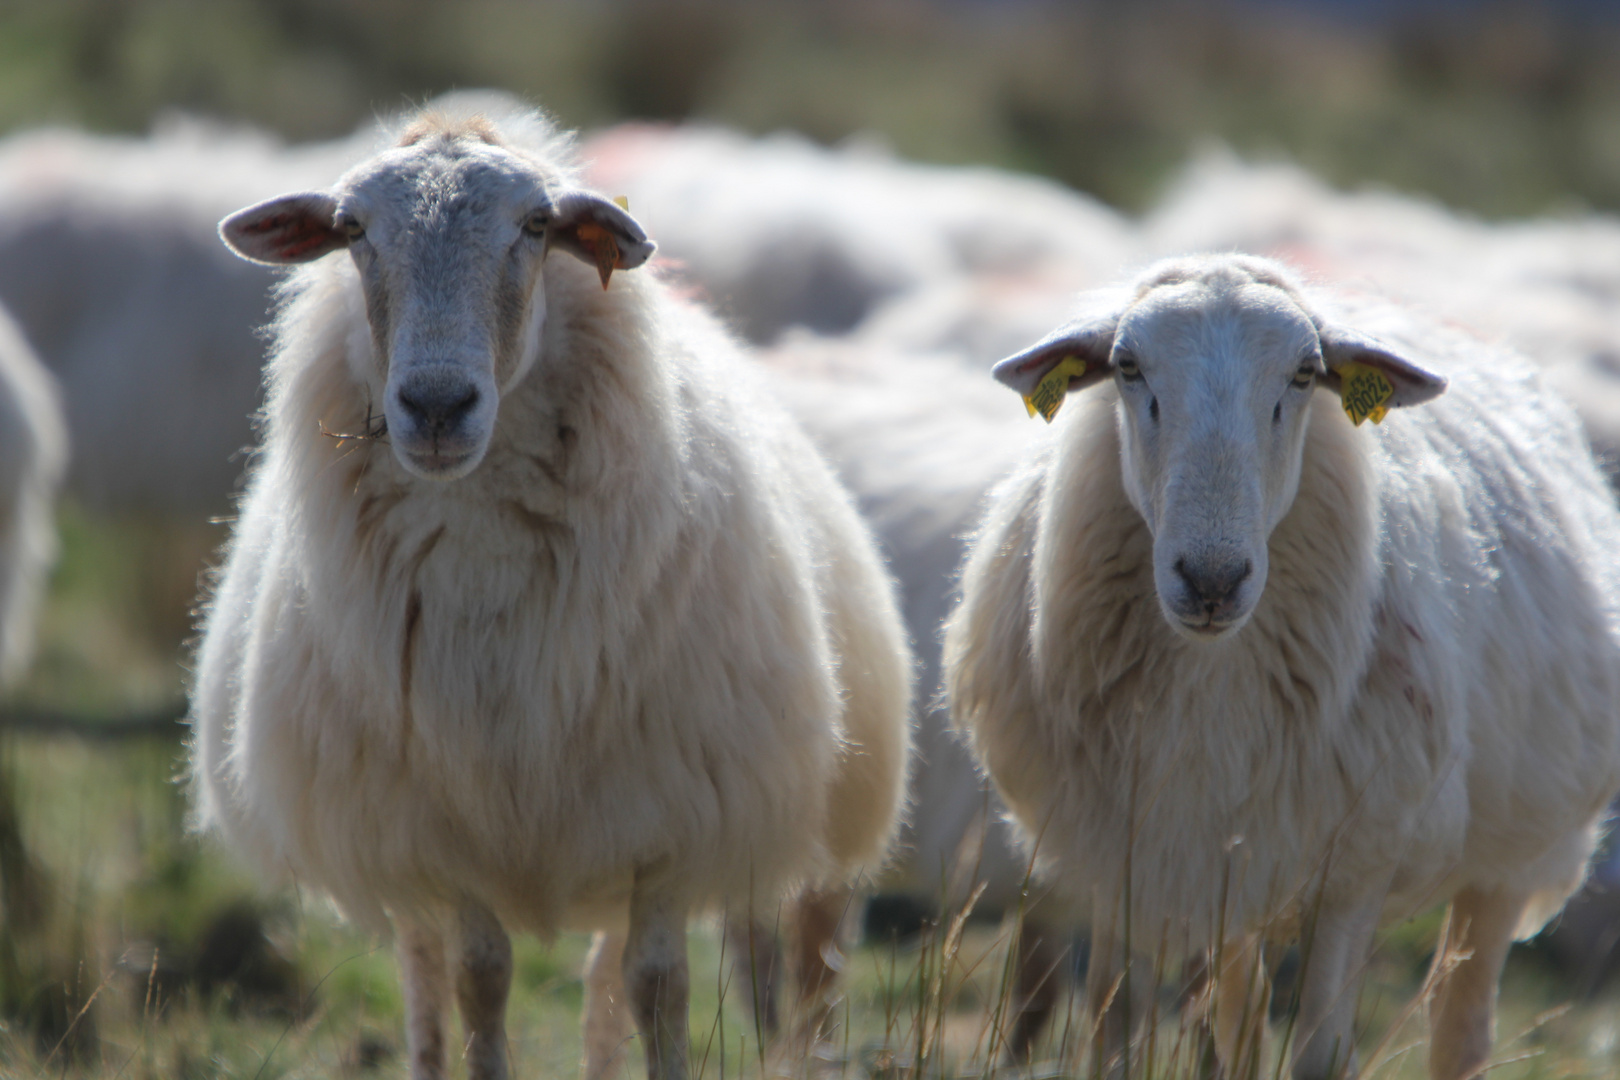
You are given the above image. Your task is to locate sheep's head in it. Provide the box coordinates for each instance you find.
[219,119,654,481]
[993,255,1446,641]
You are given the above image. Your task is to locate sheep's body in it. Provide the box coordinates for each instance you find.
[946,256,1620,1078]
[583,123,1134,344]
[0,303,65,684]
[0,118,359,512]
[190,100,909,1080]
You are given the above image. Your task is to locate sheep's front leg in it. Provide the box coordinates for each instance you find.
[1290,888,1385,1080]
[455,902,514,1080]
[790,885,852,1037]
[582,931,633,1080]
[1209,933,1270,1079]
[1006,910,1068,1063]
[625,875,691,1080]
[726,916,782,1038]
[1428,886,1527,1080]
[397,915,451,1080]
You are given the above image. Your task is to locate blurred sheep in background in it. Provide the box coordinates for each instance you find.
[1145,151,1620,464]
[583,122,1136,345]
[763,336,1077,1060]
[0,117,361,514]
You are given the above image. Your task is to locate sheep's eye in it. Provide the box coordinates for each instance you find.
[522,212,550,236]
[1115,353,1143,382]
[338,217,365,241]
[1292,362,1316,388]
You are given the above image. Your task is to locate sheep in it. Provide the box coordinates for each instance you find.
[0,301,66,686]
[763,336,1074,1055]
[582,123,1135,345]
[944,253,1620,1080]
[188,97,911,1080]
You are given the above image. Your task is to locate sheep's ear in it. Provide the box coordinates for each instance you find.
[991,315,1118,422]
[220,193,346,265]
[546,190,656,290]
[1317,323,1448,426]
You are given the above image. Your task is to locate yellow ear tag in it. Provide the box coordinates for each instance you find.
[1023,355,1089,422]
[1338,361,1394,426]
[613,195,630,210]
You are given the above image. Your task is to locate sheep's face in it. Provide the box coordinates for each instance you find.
[218,125,654,482]
[993,255,1446,643]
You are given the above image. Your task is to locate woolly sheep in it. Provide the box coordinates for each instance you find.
[765,337,1071,1055]
[945,253,1620,1080]
[582,123,1135,344]
[189,99,911,1080]
[0,302,66,685]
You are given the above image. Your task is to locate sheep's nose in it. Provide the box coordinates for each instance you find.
[1175,555,1252,613]
[397,375,480,435]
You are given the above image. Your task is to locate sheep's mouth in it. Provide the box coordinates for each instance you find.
[398,446,481,481]
[1169,609,1249,642]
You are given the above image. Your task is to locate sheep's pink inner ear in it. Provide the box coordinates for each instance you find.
[1319,324,1447,425]
[219,193,345,266]
[546,191,656,289]
[991,321,1116,422]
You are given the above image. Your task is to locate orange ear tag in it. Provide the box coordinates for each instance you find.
[1023,355,1089,422]
[1338,361,1394,426]
[573,222,621,289]
[613,195,630,210]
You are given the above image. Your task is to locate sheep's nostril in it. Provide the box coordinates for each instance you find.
[397,378,480,434]
[1177,555,1252,608]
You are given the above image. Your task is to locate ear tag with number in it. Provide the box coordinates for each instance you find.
[1338,361,1394,426]
[1023,355,1089,422]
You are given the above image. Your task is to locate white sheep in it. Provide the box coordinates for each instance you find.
[763,335,1080,1059]
[945,253,1620,1080]
[0,302,66,685]
[582,123,1135,345]
[188,98,911,1080]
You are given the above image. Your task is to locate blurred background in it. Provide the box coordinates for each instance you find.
[4,0,1620,217]
[1,0,1619,1076]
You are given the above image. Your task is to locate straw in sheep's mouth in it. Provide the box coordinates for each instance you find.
[319,404,389,444]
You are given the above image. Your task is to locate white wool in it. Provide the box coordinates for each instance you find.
[188,102,912,938]
[946,255,1620,952]
[0,303,66,685]
[583,123,1136,345]
[765,337,1043,912]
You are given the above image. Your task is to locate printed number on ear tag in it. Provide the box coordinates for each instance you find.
[1024,356,1089,422]
[1339,361,1394,426]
